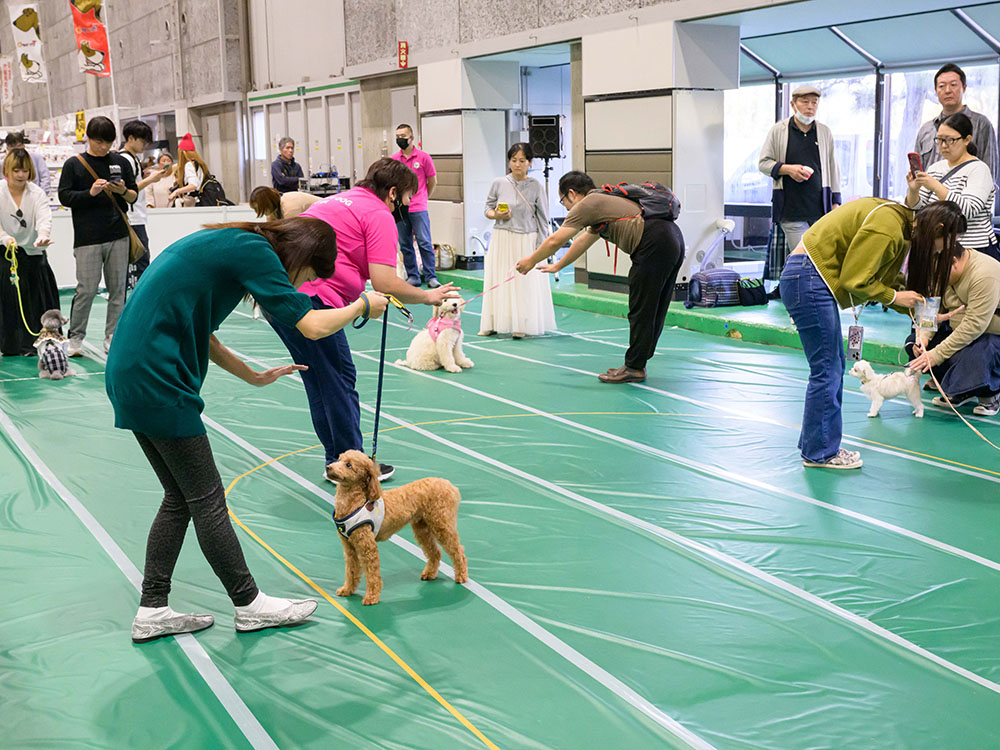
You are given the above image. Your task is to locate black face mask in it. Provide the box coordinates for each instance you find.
[391,194,405,221]
[396,137,410,150]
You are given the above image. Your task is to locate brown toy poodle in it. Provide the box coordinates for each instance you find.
[326,450,469,605]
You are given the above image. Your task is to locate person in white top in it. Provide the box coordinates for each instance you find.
[146,151,177,209]
[168,133,209,207]
[120,120,169,289]
[906,111,998,262]
[0,148,57,356]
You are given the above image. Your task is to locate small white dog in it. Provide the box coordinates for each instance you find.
[396,298,474,373]
[848,360,923,418]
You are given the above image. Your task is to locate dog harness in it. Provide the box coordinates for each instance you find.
[426,316,460,342]
[333,497,386,539]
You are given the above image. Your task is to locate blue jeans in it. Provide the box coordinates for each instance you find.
[780,254,844,463]
[265,296,363,464]
[397,210,436,283]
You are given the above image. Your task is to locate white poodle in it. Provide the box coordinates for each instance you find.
[396,298,474,373]
[848,360,923,418]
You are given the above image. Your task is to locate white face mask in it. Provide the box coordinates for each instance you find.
[794,111,815,126]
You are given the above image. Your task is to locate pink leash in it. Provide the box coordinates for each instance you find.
[460,266,518,308]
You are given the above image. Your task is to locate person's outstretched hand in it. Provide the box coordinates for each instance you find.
[894,290,924,309]
[253,363,308,386]
[536,262,559,274]
[426,283,460,305]
[515,256,535,274]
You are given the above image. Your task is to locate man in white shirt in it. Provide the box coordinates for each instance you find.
[120,120,167,289]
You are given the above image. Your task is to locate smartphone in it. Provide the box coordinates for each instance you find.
[907,152,923,174]
[496,202,509,213]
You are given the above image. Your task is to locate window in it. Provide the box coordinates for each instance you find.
[724,84,776,205]
[886,64,999,202]
[792,75,877,203]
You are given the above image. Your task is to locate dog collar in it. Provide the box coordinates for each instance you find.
[333,497,385,539]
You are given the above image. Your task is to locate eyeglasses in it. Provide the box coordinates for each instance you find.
[559,195,568,206]
[933,136,964,146]
[10,208,25,228]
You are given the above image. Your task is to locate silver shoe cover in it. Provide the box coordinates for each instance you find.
[131,613,214,643]
[234,598,319,632]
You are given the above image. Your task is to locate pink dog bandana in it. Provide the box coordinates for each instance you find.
[426,316,461,342]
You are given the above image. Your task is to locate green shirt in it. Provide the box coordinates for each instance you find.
[801,198,913,310]
[106,227,313,438]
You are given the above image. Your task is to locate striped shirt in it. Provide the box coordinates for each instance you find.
[916,158,997,250]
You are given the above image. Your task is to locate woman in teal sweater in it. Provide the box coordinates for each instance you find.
[106,217,388,643]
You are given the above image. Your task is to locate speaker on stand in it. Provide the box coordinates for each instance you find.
[528,115,563,280]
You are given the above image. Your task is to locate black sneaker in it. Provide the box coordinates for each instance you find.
[377,463,395,482]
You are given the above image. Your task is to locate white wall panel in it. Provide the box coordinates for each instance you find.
[674,22,740,90]
[462,110,506,257]
[420,115,463,155]
[584,97,672,151]
[306,97,328,174]
[673,90,726,284]
[285,101,306,164]
[419,59,464,113]
[350,91,364,181]
[462,60,521,109]
[327,94,352,177]
[391,85,419,134]
[267,104,285,163]
[582,21,675,96]
[248,0,346,89]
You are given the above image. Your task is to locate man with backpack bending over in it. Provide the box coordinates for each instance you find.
[515,170,685,384]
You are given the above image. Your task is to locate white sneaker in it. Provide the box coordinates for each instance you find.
[67,339,83,357]
[234,594,318,633]
[131,612,214,643]
[803,448,863,470]
[973,393,1000,416]
[932,395,975,408]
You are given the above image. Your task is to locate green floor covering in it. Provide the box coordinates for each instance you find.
[438,268,914,366]
[1,291,998,749]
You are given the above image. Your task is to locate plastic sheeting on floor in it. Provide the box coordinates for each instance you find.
[1,292,998,749]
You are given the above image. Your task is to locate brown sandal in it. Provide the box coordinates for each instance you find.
[598,367,645,384]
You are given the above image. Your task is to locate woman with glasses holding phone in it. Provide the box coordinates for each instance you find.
[0,148,56,356]
[906,112,998,262]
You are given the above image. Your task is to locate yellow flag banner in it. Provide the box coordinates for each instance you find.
[8,3,47,83]
[70,0,110,77]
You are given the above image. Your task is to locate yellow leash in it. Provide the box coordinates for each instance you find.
[5,238,39,336]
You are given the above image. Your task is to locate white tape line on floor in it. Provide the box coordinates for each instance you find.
[0,407,279,750]
[221,331,1000,698]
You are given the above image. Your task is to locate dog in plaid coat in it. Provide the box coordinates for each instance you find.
[34,309,75,381]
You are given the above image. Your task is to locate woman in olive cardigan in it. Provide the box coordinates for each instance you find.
[779,197,930,470]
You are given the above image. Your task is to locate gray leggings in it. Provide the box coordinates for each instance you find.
[134,433,259,608]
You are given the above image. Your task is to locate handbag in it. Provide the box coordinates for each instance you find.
[738,278,768,306]
[75,154,146,263]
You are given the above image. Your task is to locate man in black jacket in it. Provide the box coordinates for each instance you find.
[58,116,138,355]
[271,137,303,194]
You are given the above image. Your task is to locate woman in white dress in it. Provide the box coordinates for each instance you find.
[479,143,556,338]
[0,148,56,356]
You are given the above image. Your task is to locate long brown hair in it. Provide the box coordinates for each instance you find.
[907,201,967,298]
[203,216,337,284]
[249,186,282,219]
[175,149,211,186]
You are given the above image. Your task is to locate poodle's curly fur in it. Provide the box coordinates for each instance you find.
[326,450,468,605]
[395,298,474,373]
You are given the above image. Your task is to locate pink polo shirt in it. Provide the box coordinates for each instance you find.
[390,147,436,212]
[297,187,398,308]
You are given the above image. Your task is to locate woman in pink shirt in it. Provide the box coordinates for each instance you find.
[265,158,459,481]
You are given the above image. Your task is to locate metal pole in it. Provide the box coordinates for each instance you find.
[101,0,120,121]
[873,67,885,197]
[45,80,55,131]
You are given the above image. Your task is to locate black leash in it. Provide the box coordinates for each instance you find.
[353,294,413,463]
